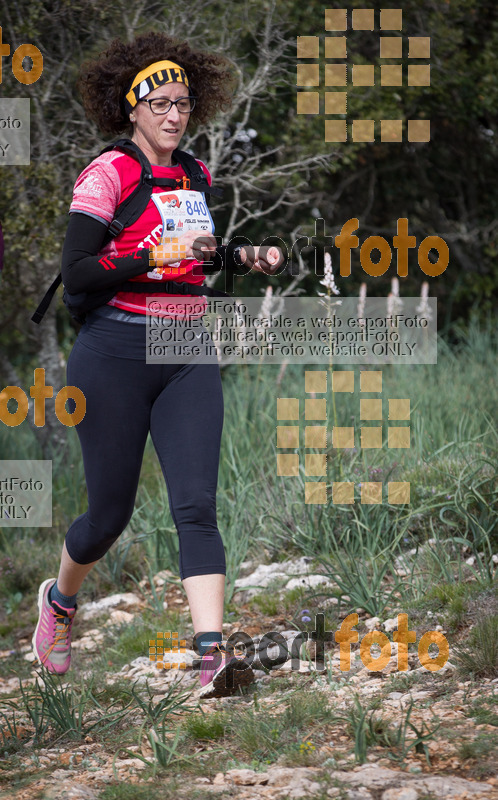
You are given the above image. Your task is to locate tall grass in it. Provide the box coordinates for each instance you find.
[1,321,496,618]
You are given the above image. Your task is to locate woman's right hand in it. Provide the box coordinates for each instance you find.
[151,230,217,266]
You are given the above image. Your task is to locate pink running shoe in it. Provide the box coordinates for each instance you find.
[199,642,254,699]
[32,578,77,675]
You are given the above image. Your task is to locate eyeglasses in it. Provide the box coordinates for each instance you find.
[139,96,196,115]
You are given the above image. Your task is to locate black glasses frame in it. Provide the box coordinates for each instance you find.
[139,96,197,115]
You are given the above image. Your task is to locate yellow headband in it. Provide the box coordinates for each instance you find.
[124,60,189,114]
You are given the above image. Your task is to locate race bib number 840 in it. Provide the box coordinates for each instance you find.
[148,190,214,277]
[152,189,214,237]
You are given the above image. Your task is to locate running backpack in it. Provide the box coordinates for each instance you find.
[31,138,228,324]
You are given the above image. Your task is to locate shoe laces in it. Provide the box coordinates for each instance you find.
[209,642,246,660]
[50,606,75,648]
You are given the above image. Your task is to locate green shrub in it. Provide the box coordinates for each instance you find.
[453,615,498,679]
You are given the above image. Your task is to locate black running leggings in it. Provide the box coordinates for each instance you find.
[65,313,226,580]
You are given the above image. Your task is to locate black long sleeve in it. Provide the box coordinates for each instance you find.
[61,213,244,295]
[61,213,152,294]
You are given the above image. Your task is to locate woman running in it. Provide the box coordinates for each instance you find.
[32,31,282,698]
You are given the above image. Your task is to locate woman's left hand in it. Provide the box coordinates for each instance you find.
[240,246,284,274]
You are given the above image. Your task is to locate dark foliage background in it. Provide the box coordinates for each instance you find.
[0,0,496,454]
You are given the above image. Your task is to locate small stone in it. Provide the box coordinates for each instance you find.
[226,768,268,785]
[284,574,333,591]
[114,757,147,771]
[104,609,134,626]
[24,651,37,663]
[79,593,143,620]
[233,557,315,599]
[71,629,104,652]
[382,789,419,800]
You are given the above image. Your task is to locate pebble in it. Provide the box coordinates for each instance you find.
[78,593,143,620]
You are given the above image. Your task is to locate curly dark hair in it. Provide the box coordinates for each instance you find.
[78,31,235,137]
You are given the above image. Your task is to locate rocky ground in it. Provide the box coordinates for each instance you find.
[0,558,496,800]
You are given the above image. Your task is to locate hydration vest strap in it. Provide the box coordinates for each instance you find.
[31,274,62,323]
[31,140,226,323]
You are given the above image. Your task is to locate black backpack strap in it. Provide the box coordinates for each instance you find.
[99,139,222,244]
[31,140,226,324]
[31,139,153,323]
[171,149,224,198]
[104,138,222,194]
[31,274,62,323]
[99,139,156,243]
